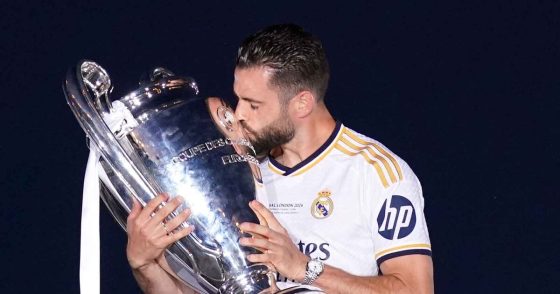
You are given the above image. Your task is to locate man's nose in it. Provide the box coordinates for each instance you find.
[234,104,246,122]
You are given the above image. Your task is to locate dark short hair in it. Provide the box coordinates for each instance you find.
[236,24,330,102]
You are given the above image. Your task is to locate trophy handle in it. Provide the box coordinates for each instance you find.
[79,61,114,113]
[64,60,158,207]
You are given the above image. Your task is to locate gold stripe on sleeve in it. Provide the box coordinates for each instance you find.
[339,136,397,184]
[375,243,432,258]
[343,130,403,180]
[335,143,389,188]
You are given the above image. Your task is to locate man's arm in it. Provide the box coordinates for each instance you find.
[126,193,194,294]
[239,200,434,294]
[311,254,433,294]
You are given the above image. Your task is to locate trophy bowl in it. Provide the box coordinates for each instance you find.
[63,60,276,293]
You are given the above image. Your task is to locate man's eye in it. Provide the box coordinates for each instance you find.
[250,104,259,110]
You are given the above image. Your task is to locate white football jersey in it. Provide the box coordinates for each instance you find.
[255,122,431,287]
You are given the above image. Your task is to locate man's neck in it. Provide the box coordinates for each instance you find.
[274,111,336,168]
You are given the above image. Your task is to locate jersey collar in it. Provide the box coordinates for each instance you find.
[268,121,343,176]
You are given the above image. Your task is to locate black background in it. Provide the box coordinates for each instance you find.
[1,1,558,293]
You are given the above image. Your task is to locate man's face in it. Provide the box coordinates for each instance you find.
[233,66,295,157]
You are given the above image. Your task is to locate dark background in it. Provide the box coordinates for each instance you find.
[2,1,558,293]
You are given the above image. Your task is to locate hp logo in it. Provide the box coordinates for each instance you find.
[377,195,416,240]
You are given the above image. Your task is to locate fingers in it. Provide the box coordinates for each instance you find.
[125,194,195,270]
[250,201,269,227]
[127,196,141,222]
[246,253,269,263]
[238,221,293,256]
[162,222,195,245]
[241,245,281,264]
[239,222,271,238]
[239,235,270,250]
[248,200,269,217]
[137,193,170,224]
[164,208,192,233]
[127,194,188,240]
[238,234,268,253]
[239,236,272,263]
[146,196,184,226]
[249,200,282,230]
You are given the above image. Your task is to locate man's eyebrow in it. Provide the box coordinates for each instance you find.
[235,94,262,104]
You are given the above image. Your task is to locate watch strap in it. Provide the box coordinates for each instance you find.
[302,258,324,285]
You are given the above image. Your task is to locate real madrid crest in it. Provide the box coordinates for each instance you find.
[311,190,334,219]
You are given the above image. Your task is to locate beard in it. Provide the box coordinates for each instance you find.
[241,115,295,158]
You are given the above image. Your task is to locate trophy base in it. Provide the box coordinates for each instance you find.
[219,264,277,294]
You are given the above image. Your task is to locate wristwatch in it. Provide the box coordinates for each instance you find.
[302,258,324,285]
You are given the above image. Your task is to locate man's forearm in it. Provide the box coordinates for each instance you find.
[312,255,433,294]
[313,265,409,294]
[132,262,184,294]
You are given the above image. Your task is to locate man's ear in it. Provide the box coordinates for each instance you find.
[292,90,315,118]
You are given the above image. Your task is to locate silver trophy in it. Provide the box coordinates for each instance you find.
[63,61,288,293]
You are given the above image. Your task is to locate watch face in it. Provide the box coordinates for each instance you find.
[309,260,323,272]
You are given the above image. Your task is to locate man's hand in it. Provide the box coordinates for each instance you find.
[238,200,309,282]
[126,193,193,270]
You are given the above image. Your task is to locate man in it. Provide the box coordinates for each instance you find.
[126,24,434,293]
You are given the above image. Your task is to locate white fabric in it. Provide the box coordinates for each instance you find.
[102,100,139,138]
[79,101,138,294]
[255,124,431,289]
[80,147,100,294]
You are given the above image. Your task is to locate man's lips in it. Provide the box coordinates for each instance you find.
[240,122,254,135]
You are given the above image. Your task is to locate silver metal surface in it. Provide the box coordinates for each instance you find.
[64,60,275,293]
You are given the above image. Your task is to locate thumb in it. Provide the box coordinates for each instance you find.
[249,200,285,231]
[250,202,269,227]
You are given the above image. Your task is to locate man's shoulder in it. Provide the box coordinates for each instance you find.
[337,124,416,187]
[339,125,391,151]
[337,124,402,161]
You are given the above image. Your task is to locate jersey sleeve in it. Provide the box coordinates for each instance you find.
[367,159,432,267]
